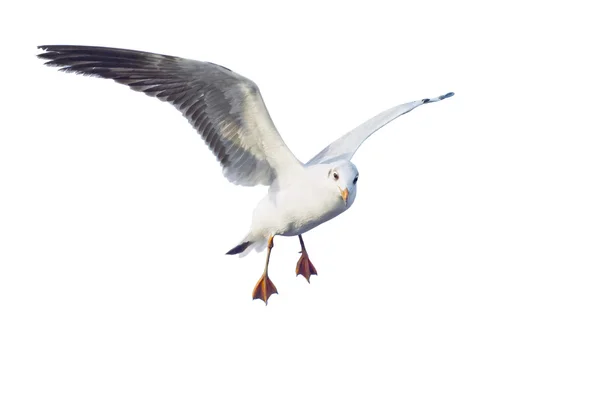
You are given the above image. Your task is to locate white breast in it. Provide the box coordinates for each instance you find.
[251,180,349,237]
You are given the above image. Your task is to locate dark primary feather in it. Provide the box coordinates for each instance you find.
[37,45,286,186]
[225,241,251,255]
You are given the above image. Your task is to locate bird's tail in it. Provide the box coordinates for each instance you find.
[225,233,268,257]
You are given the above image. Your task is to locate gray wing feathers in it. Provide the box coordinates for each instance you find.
[38,45,302,186]
[308,92,454,165]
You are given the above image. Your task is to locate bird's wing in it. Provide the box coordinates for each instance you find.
[38,45,303,186]
[307,92,454,165]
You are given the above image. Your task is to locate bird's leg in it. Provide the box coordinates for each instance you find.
[252,236,278,304]
[296,235,318,283]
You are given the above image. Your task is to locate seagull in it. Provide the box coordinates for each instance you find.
[38,45,453,304]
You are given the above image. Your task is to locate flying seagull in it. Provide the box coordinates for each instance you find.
[38,45,453,304]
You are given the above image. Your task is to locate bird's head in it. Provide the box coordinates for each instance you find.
[327,161,359,208]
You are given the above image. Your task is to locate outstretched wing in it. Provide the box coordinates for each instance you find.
[307,92,454,165]
[38,45,303,186]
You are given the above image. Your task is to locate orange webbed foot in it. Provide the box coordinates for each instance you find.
[252,273,278,304]
[296,251,318,283]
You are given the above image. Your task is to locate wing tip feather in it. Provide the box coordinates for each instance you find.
[422,91,455,104]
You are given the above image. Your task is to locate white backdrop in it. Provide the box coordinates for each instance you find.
[1,1,599,396]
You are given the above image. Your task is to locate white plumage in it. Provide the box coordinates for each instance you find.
[38,45,453,303]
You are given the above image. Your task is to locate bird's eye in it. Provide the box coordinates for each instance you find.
[353,176,359,184]
[333,172,339,181]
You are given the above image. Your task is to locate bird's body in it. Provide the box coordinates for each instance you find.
[37,45,453,303]
[239,160,358,255]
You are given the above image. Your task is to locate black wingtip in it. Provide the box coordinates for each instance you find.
[226,241,251,255]
[37,45,59,53]
[441,92,455,100]
[422,98,430,103]
[36,45,50,59]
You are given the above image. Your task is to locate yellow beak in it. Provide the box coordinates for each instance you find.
[340,188,349,205]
